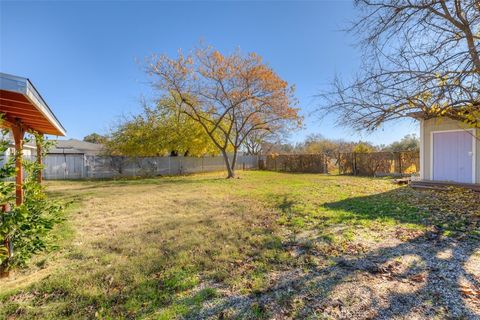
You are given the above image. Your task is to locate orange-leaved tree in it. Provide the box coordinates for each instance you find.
[146,45,302,178]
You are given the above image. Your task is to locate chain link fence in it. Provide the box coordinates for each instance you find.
[41,154,259,179]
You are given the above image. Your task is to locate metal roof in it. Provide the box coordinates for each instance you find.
[0,72,66,136]
[51,139,104,154]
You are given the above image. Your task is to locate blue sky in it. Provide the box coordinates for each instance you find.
[0,1,418,145]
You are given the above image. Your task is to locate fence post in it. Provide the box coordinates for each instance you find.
[90,155,93,179]
[63,154,67,180]
[324,155,328,174]
[133,158,136,177]
[352,153,356,176]
[398,152,403,175]
[81,155,85,179]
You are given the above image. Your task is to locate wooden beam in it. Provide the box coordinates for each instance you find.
[1,115,33,133]
[11,122,25,206]
[0,97,34,106]
[0,90,30,103]
[0,117,15,129]
[0,100,40,110]
[1,113,61,136]
[36,134,43,183]
[0,105,45,118]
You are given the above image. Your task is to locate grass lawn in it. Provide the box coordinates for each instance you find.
[0,171,479,319]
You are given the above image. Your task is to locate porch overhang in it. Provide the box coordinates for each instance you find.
[0,72,66,136]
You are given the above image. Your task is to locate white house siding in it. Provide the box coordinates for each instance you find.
[421,117,479,184]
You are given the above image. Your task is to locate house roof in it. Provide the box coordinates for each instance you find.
[50,139,104,154]
[0,73,66,136]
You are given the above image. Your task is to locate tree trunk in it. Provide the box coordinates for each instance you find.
[231,148,238,173]
[220,149,235,178]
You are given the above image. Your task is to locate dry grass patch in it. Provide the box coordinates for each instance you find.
[0,171,478,319]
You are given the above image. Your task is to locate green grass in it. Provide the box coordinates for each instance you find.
[0,171,477,319]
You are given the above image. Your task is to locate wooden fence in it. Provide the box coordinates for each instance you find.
[261,151,419,177]
[262,154,329,173]
[337,151,420,176]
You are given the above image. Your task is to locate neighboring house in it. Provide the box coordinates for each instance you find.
[0,132,37,162]
[417,116,479,185]
[49,139,104,155]
[42,139,104,179]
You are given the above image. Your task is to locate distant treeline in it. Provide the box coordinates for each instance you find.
[262,133,419,156]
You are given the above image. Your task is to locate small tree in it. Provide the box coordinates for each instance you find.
[353,142,375,153]
[146,45,301,178]
[83,133,108,144]
[383,134,420,152]
[105,98,220,157]
[243,129,286,155]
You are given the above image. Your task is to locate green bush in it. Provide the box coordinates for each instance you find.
[0,130,64,272]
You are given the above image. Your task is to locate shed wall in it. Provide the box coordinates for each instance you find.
[421,118,479,183]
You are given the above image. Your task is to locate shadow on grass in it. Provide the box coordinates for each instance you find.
[193,187,480,319]
[195,234,479,319]
[323,187,480,235]
[8,181,479,319]
[324,188,426,226]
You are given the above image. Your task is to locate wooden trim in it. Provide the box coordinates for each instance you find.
[11,123,25,205]
[36,134,43,183]
[419,119,425,180]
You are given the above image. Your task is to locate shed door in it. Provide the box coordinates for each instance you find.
[433,131,473,183]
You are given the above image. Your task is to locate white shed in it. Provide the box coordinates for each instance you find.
[417,116,479,186]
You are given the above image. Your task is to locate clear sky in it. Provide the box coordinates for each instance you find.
[1,0,418,145]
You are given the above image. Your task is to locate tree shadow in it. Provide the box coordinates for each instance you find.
[192,187,480,319]
[323,187,480,235]
[194,233,479,319]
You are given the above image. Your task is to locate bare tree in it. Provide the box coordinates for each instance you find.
[146,45,301,178]
[243,126,289,155]
[319,0,479,130]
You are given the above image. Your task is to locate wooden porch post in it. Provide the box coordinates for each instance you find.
[36,134,43,183]
[11,123,25,206]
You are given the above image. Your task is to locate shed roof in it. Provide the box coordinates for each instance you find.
[0,73,66,136]
[49,139,104,154]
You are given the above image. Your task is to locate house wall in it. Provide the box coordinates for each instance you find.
[5,147,34,158]
[421,117,479,183]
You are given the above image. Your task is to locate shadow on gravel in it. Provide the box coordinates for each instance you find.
[194,232,479,319]
[192,187,480,319]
